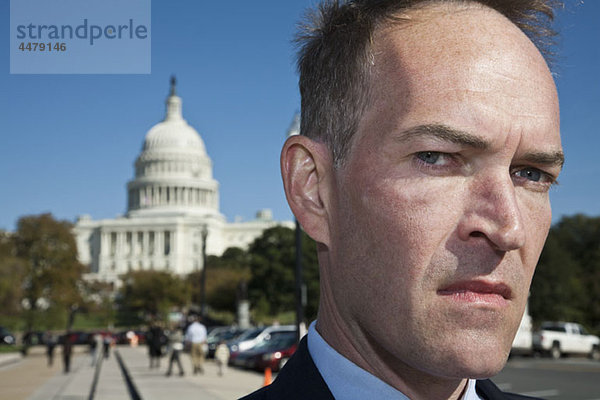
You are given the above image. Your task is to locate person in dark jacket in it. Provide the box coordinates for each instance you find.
[45,332,57,367]
[147,321,164,369]
[62,332,73,373]
[241,0,564,399]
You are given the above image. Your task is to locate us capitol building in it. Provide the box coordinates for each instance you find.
[74,78,294,284]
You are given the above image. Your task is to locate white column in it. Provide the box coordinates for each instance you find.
[143,231,148,255]
[156,231,163,260]
[116,232,124,259]
[100,232,108,256]
[171,230,177,272]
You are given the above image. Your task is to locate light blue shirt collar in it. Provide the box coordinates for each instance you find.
[307,322,481,400]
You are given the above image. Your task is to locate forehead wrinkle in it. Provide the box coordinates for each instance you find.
[395,124,490,150]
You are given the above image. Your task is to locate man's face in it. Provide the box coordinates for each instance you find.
[324,5,562,379]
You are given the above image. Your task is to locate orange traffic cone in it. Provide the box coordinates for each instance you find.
[263,367,272,386]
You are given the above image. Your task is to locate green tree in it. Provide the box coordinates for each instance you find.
[188,247,251,320]
[117,270,189,325]
[552,215,600,331]
[247,226,320,322]
[12,213,86,330]
[530,214,600,332]
[0,232,25,325]
[80,280,117,329]
[210,247,250,270]
[530,233,585,323]
[188,267,251,315]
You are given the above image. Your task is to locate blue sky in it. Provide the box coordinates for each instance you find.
[0,0,598,231]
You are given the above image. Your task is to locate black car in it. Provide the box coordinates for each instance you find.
[0,326,16,345]
[58,331,92,345]
[22,330,47,346]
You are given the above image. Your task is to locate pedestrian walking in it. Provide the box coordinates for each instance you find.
[62,332,73,373]
[184,315,207,374]
[102,333,112,359]
[165,326,185,377]
[214,340,230,377]
[89,333,101,366]
[147,321,164,369]
[45,332,57,367]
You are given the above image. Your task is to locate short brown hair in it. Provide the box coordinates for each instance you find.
[296,0,560,167]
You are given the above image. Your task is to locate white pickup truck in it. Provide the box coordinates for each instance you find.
[533,321,600,360]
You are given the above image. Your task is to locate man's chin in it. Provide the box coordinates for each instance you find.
[436,342,510,380]
[424,305,517,378]
[409,328,513,381]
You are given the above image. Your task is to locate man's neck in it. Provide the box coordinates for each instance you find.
[315,315,468,400]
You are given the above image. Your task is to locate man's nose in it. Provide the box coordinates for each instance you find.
[457,173,526,252]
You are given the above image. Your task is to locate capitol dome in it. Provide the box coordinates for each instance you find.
[142,82,207,154]
[126,77,221,218]
[143,119,206,153]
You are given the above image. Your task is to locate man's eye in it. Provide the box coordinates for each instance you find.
[515,168,542,182]
[416,151,442,164]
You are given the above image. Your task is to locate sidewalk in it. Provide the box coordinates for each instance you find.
[117,346,265,400]
[0,345,266,400]
[0,351,21,368]
[0,347,63,400]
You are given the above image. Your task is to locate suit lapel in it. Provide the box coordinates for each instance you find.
[261,336,334,400]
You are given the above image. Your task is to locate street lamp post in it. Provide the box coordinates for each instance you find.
[200,224,208,319]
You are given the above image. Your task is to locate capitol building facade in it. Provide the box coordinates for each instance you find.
[74,79,294,284]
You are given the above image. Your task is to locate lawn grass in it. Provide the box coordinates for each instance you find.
[0,345,23,354]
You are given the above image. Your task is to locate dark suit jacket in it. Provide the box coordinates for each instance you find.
[239,337,540,400]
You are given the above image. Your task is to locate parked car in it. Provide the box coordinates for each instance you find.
[233,331,297,372]
[59,331,86,345]
[228,325,295,354]
[71,331,93,345]
[533,321,600,360]
[0,326,16,345]
[228,327,262,354]
[22,330,46,346]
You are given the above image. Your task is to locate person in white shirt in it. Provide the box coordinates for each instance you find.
[184,315,207,374]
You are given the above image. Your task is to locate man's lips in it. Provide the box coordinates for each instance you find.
[437,280,513,306]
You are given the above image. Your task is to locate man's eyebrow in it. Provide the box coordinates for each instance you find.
[395,124,490,150]
[522,151,565,169]
[396,124,565,168]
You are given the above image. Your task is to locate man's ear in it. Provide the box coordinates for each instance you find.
[281,135,333,246]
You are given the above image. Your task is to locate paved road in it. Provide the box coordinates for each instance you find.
[493,356,600,400]
[0,345,264,400]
